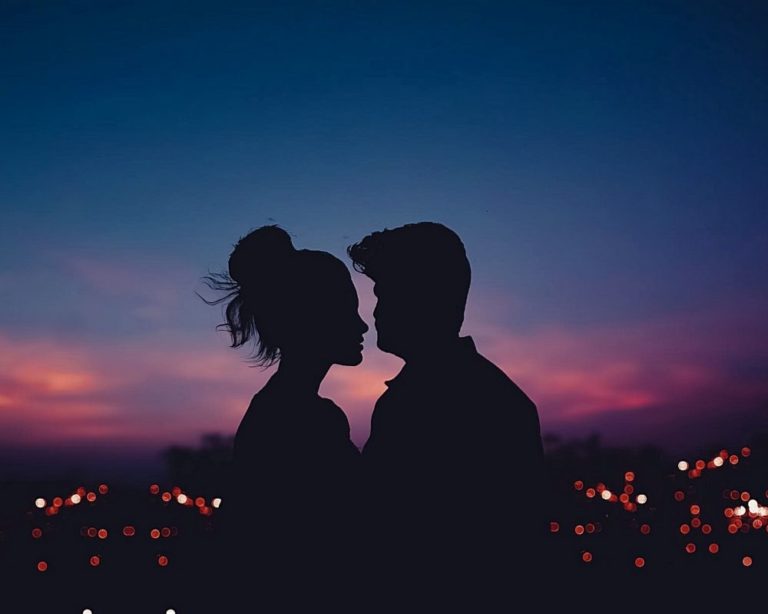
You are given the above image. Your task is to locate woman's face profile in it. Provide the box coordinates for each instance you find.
[290,259,368,367]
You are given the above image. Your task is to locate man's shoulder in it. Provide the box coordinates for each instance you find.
[464,349,536,410]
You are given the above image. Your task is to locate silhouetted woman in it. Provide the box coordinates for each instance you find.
[203,226,368,609]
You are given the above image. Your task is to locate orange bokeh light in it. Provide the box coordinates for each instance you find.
[742,556,753,567]
[624,471,635,482]
[690,505,700,515]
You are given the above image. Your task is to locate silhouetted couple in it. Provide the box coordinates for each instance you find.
[206,222,544,610]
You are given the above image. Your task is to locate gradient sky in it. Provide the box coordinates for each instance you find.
[2,1,767,476]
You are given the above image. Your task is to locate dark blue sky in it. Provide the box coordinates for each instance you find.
[1,1,767,474]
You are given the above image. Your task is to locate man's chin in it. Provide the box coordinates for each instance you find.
[376,338,404,358]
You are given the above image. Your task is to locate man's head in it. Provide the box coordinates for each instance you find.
[347,222,470,359]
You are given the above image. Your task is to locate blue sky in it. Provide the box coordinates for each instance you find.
[1,1,767,475]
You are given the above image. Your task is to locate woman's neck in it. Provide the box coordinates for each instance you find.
[272,354,331,398]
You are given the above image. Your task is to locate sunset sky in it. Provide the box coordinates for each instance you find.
[2,1,767,477]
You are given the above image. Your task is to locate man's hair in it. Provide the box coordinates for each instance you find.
[347,222,471,329]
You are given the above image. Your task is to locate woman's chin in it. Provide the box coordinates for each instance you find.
[336,349,364,366]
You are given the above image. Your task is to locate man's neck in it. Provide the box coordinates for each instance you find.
[402,335,467,368]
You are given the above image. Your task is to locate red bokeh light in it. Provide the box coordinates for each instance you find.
[634,557,645,568]
[37,561,48,572]
[685,543,696,554]
[123,526,136,537]
[582,551,592,563]
[90,555,101,567]
[549,521,560,533]
[158,555,169,567]
[640,524,651,535]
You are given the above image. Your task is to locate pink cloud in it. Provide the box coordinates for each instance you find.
[0,277,765,460]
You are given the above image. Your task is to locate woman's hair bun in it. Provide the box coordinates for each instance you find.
[228,225,296,285]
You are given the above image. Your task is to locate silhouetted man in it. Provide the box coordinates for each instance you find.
[348,222,545,605]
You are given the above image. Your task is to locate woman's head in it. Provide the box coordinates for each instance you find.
[204,226,367,367]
